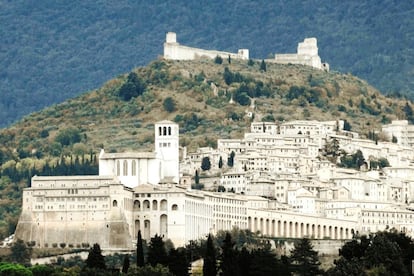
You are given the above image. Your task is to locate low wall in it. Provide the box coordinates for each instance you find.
[272,238,347,256]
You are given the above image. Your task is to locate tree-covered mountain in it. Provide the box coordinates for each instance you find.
[0,0,413,127]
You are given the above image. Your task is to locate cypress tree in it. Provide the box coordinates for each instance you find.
[122,254,130,274]
[137,230,145,267]
[148,234,168,266]
[85,243,106,270]
[218,156,223,169]
[168,248,189,276]
[219,232,240,276]
[227,151,235,167]
[203,234,217,276]
[289,238,321,276]
[260,59,267,72]
[195,170,200,185]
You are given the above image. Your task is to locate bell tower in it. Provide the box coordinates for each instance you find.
[155,120,179,183]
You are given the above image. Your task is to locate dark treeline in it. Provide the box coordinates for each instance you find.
[0,153,98,185]
[2,228,414,275]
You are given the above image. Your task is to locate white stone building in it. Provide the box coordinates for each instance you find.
[17,118,414,250]
[382,120,414,148]
[272,38,329,71]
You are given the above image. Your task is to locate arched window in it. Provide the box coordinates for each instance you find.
[123,160,128,176]
[112,200,118,207]
[160,214,167,237]
[132,160,137,176]
[172,204,178,211]
[152,200,158,210]
[168,126,171,135]
[163,126,167,135]
[133,200,140,211]
[160,199,167,211]
[116,160,120,176]
[159,127,162,136]
[143,200,150,211]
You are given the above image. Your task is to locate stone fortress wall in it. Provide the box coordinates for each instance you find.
[271,37,329,71]
[163,32,328,71]
[164,32,249,61]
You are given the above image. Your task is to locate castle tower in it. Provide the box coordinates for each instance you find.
[155,120,179,183]
[166,32,177,44]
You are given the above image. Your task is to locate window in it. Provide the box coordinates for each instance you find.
[116,160,120,176]
[133,200,140,211]
[161,199,167,211]
[112,200,118,207]
[132,160,137,176]
[123,160,128,176]
[172,204,178,211]
[143,200,150,211]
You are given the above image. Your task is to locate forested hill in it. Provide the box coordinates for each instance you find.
[1,0,413,127]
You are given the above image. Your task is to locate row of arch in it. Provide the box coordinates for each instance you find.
[132,199,178,212]
[135,215,168,241]
[158,126,172,136]
[248,217,354,240]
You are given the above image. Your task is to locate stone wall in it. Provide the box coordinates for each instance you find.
[274,238,346,256]
[15,178,133,250]
[164,32,249,61]
[164,32,329,71]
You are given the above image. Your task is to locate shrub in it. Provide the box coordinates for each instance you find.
[55,127,81,146]
[163,97,176,112]
[118,72,146,101]
[39,129,49,138]
[262,114,275,122]
[191,183,204,190]
[214,55,223,64]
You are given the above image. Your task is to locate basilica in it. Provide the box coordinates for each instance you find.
[15,120,357,249]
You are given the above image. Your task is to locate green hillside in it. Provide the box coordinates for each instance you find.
[0,0,413,127]
[1,58,412,165]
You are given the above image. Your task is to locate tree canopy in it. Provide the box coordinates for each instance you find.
[118,72,146,101]
[328,230,414,276]
[289,238,322,276]
[203,234,217,276]
[201,156,211,171]
[85,243,106,270]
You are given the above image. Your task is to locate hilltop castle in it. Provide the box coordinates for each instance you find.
[163,32,329,71]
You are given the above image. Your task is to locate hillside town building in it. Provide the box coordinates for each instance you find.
[382,120,414,148]
[15,119,414,249]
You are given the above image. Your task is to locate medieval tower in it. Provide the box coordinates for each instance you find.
[155,120,179,183]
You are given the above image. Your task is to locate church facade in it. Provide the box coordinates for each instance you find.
[15,120,187,249]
